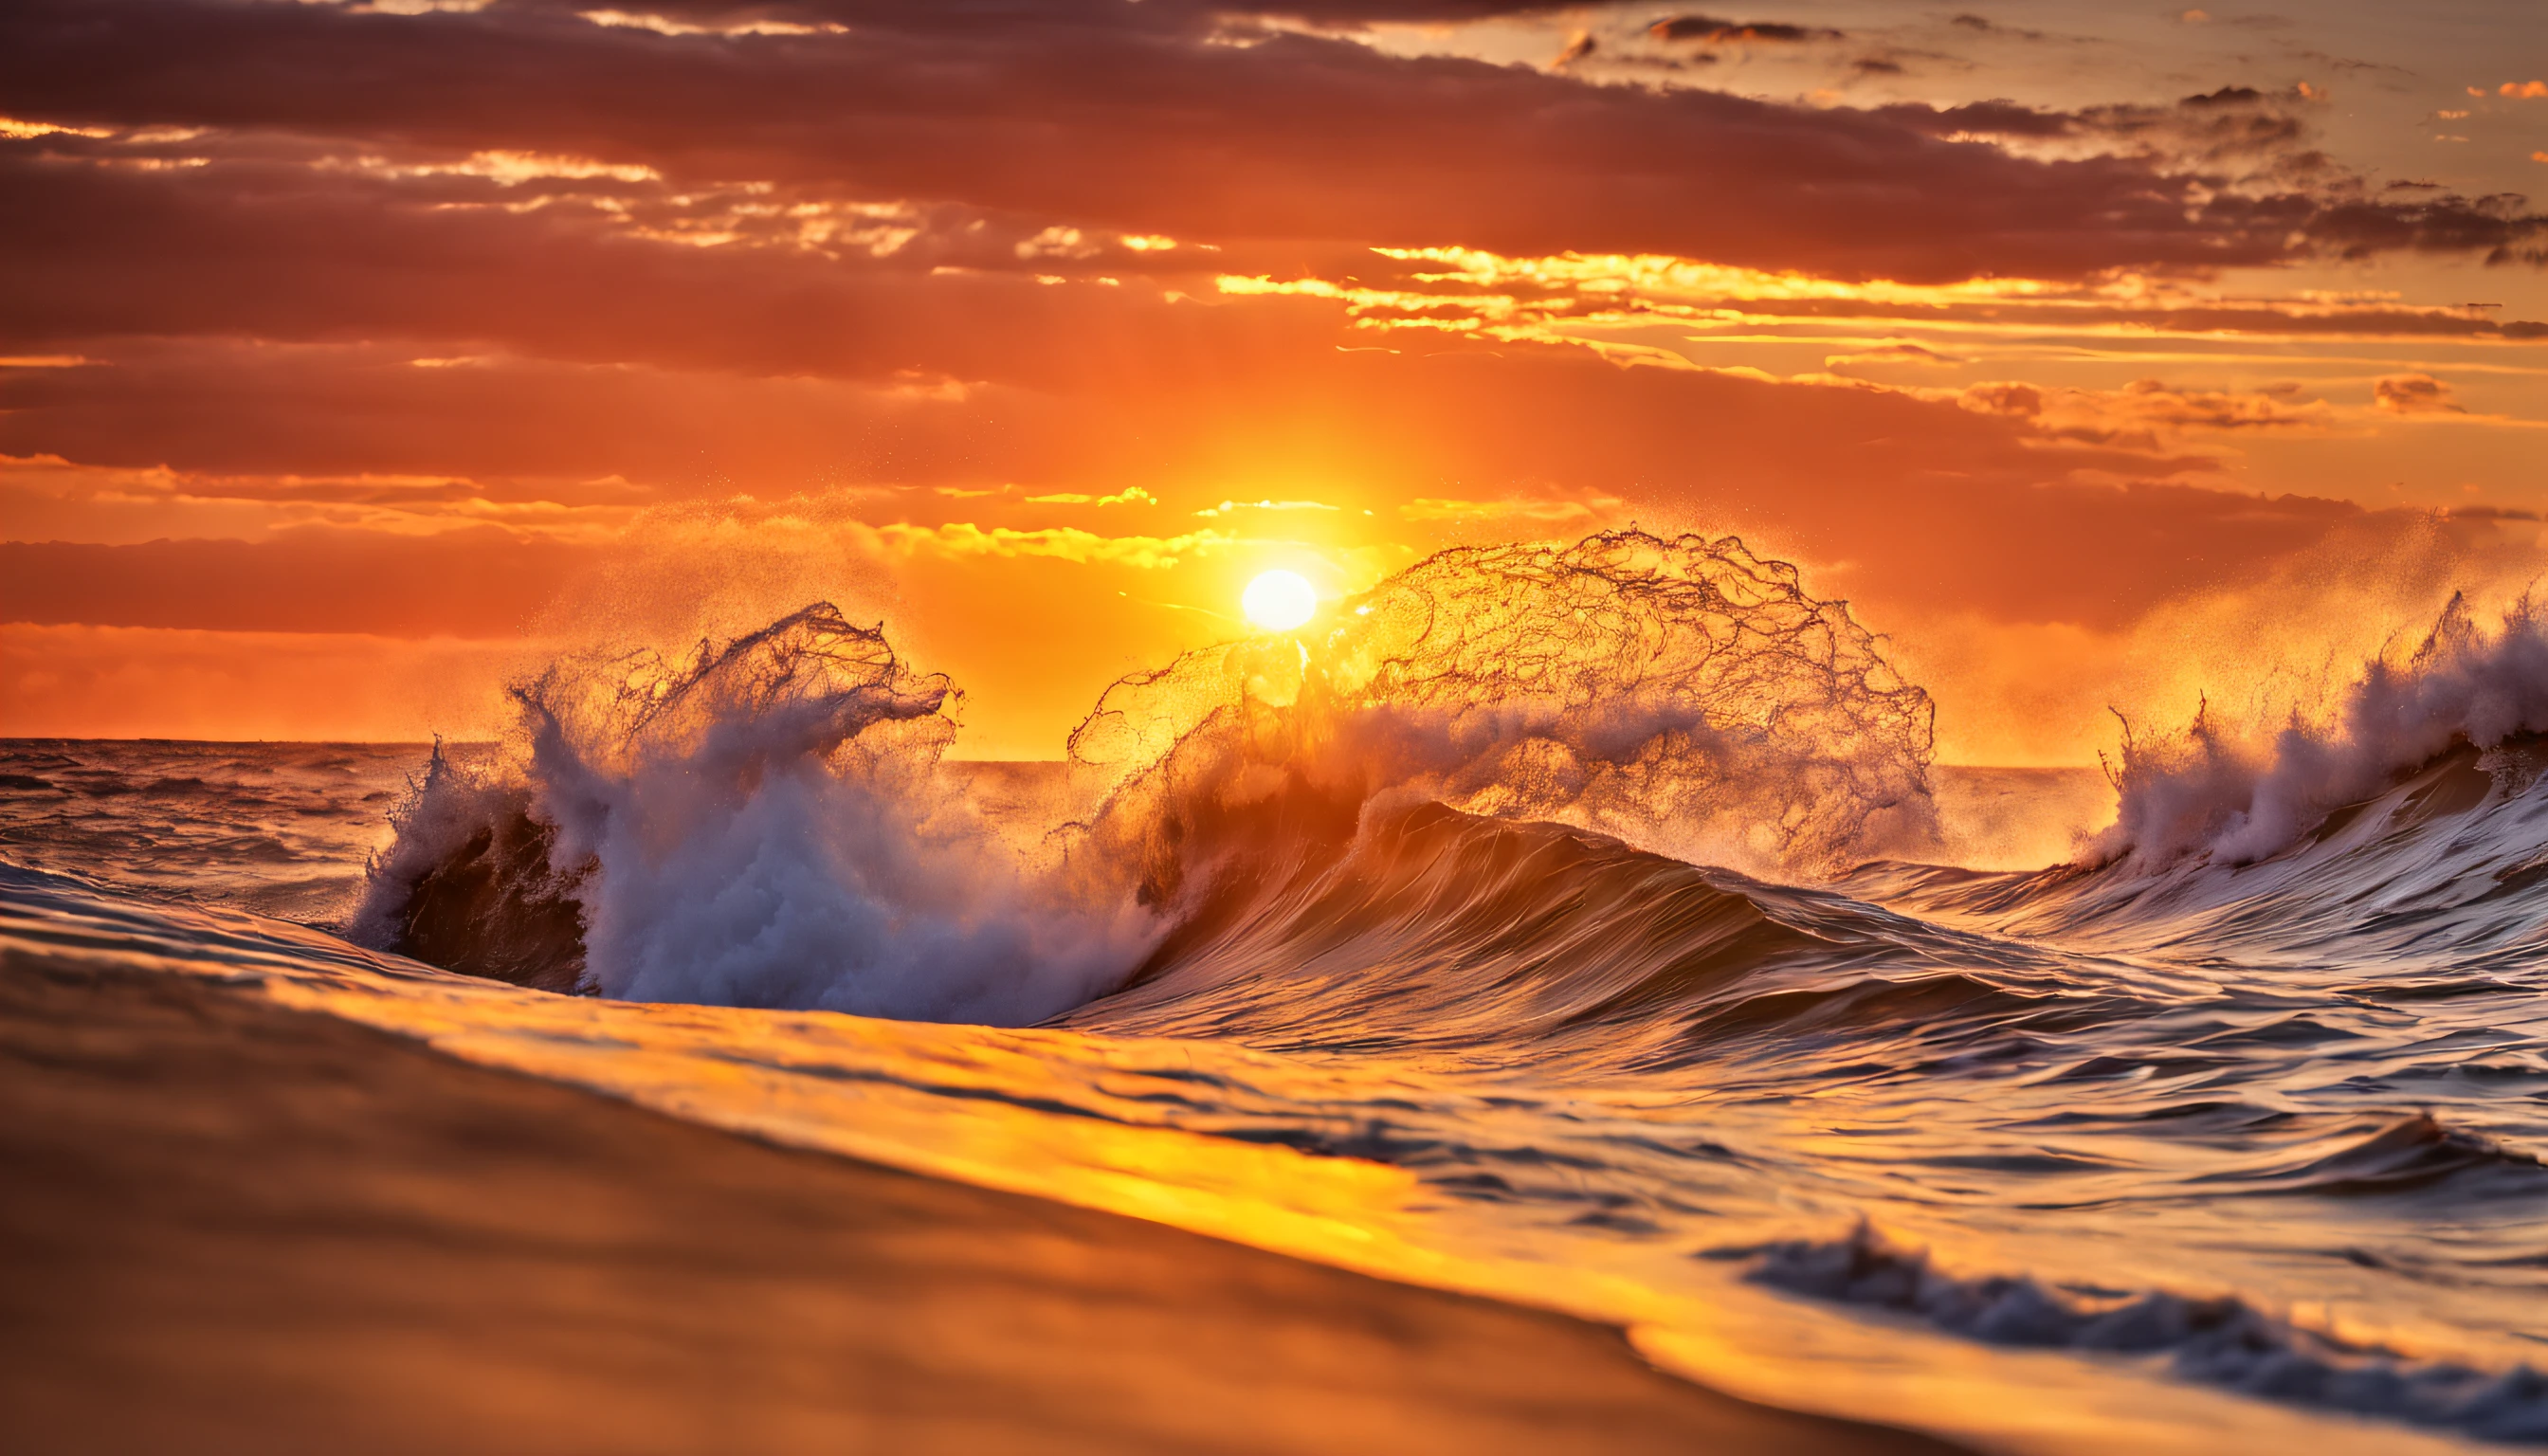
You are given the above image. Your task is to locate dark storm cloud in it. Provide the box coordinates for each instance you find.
[1647,15,1847,45]
[0,0,2538,283]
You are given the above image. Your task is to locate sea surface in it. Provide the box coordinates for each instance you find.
[6,534,2545,1453]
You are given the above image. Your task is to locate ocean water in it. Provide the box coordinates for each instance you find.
[5,532,2544,1454]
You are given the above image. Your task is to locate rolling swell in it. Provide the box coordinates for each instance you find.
[1058,795,2124,1076]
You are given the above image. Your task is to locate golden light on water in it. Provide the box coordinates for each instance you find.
[1242,570,1319,631]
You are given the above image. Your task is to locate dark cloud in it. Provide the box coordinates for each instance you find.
[1647,14,1846,45]
[2374,373,2468,414]
[2315,193,2548,266]
[0,0,2533,284]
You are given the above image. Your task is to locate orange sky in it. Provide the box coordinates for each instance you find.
[3,0,2545,761]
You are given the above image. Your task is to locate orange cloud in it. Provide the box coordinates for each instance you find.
[2374,373,2468,414]
[1399,494,1626,525]
[871,522,1243,571]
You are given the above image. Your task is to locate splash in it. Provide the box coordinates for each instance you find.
[2092,592,2548,867]
[355,604,1151,1023]
[1069,530,1938,906]
[358,533,1938,1020]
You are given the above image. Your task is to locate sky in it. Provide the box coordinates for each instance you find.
[2,0,2545,760]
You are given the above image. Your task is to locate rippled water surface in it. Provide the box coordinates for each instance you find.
[7,732,2543,1453]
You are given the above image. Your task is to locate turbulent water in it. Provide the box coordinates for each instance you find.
[5,531,2546,1454]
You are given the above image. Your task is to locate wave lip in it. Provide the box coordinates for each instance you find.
[1732,1221,2548,1444]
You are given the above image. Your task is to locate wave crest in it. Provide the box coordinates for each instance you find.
[2096,592,2548,868]
[1071,531,1938,904]
[355,604,1151,1023]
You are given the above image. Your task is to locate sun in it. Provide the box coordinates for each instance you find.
[1241,569,1319,632]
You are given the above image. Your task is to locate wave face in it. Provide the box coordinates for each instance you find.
[24,532,2548,1449]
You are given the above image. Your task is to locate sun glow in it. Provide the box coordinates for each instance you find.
[1241,570,1319,631]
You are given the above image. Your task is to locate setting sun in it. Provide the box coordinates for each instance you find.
[1241,570,1318,631]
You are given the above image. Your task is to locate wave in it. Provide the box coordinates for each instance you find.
[1055,798,2123,1074]
[1067,531,1937,902]
[353,605,1149,1024]
[1846,598,2548,980]
[2094,592,2548,869]
[2194,1111,2548,1200]
[1728,1220,2548,1444]
[354,531,1941,1024]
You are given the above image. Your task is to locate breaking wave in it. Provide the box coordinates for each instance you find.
[353,604,1149,1023]
[354,531,1939,1023]
[2093,592,2548,869]
[1069,531,1937,901]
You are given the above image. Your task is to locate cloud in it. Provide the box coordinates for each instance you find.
[1647,15,1846,45]
[1957,376,2336,445]
[871,521,1240,570]
[1025,486,1156,506]
[1825,342,1968,368]
[0,0,2537,285]
[1399,493,1623,524]
[2374,373,2467,414]
[1192,499,1342,518]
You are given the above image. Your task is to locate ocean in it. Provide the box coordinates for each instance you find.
[4,532,2543,1453]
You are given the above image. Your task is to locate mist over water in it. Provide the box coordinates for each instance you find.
[9,530,2548,1451]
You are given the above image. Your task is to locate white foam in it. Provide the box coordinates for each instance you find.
[2094,593,2548,868]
